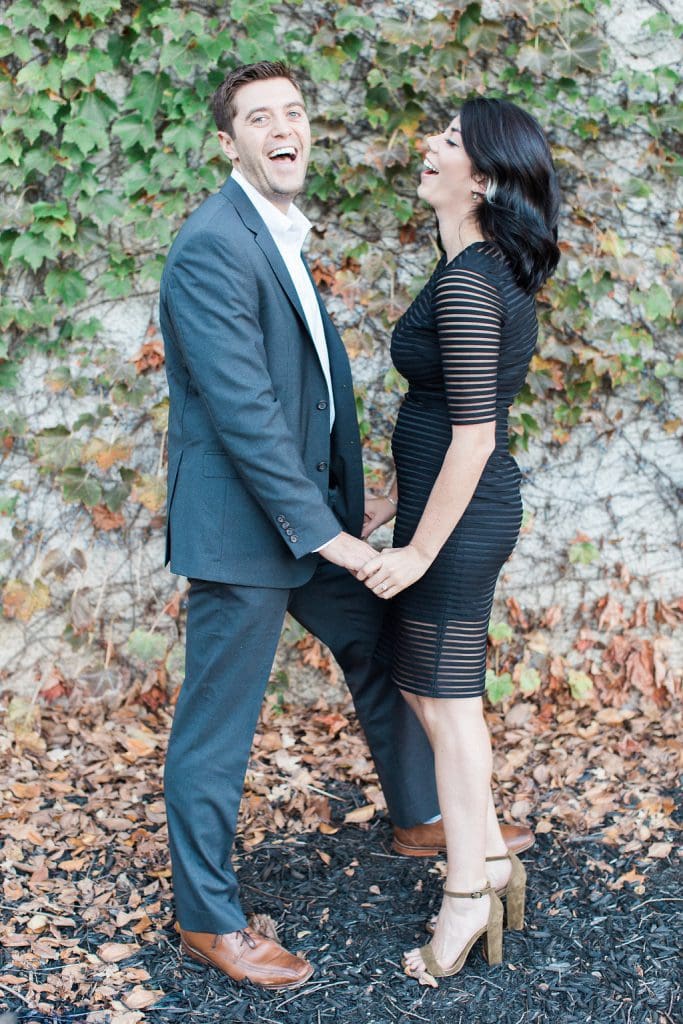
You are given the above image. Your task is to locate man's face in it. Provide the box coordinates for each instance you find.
[218,77,311,212]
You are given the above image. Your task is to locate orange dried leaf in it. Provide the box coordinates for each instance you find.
[122,985,164,1010]
[9,781,41,799]
[131,475,166,512]
[646,841,672,859]
[82,438,133,471]
[2,579,51,621]
[97,942,140,964]
[318,822,339,835]
[344,804,375,824]
[132,339,165,373]
[91,505,125,531]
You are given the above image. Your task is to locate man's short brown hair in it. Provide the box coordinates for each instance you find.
[211,61,302,136]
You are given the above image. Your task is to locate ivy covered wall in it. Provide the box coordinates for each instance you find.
[0,0,680,707]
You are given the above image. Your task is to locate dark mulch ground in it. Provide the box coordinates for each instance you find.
[3,783,681,1024]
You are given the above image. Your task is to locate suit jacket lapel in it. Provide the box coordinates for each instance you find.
[221,178,354,408]
[220,177,309,332]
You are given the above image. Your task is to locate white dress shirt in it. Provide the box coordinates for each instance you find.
[231,170,335,428]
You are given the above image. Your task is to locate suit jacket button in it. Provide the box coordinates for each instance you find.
[277,515,285,523]
[286,528,293,536]
[291,536,298,542]
[317,461,328,471]
[317,400,328,410]
[282,520,289,528]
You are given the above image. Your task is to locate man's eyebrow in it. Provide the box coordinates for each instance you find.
[243,101,306,119]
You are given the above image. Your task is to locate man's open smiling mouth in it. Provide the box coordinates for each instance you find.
[269,146,298,162]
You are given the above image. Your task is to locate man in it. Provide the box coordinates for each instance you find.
[159,61,532,991]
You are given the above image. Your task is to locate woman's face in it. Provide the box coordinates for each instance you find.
[417,116,482,209]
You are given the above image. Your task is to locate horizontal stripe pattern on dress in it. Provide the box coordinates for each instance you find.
[434,268,504,426]
[389,498,523,698]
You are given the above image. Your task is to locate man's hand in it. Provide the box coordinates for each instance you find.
[318,532,377,574]
[355,544,431,598]
[361,495,397,540]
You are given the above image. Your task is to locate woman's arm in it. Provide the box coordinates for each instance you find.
[358,265,504,597]
[413,421,495,560]
[357,423,494,595]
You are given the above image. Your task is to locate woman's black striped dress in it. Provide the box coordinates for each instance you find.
[387,241,537,699]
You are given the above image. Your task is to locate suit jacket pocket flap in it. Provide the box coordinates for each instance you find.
[203,451,239,478]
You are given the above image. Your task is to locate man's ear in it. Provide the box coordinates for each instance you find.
[217,131,238,161]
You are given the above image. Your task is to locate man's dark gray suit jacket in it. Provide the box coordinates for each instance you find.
[159,176,364,587]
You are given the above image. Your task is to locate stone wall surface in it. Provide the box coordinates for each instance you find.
[0,0,680,702]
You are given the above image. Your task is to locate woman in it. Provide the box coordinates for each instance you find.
[358,97,560,980]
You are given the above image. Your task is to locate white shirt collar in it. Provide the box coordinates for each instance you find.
[231,169,311,253]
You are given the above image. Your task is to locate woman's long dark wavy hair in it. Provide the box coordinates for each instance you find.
[460,98,561,295]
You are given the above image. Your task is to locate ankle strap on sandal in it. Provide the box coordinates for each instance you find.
[443,882,494,899]
[485,854,511,862]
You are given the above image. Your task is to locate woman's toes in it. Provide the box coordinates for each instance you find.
[403,947,427,975]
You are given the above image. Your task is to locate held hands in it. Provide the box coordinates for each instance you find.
[361,495,397,540]
[319,531,378,574]
[356,544,432,599]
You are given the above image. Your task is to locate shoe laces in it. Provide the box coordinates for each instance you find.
[210,930,257,951]
[236,928,257,949]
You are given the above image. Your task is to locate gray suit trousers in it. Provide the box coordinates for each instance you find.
[164,560,438,933]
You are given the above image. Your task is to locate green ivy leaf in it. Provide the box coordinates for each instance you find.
[36,428,83,471]
[569,540,599,564]
[58,467,103,506]
[6,0,49,31]
[61,48,113,85]
[485,670,514,704]
[516,43,551,75]
[78,0,122,22]
[125,71,168,120]
[162,120,205,157]
[126,628,167,663]
[335,8,375,31]
[552,32,604,74]
[639,283,674,323]
[643,13,678,34]
[10,232,53,271]
[567,669,593,701]
[519,667,542,694]
[44,268,87,306]
[112,114,156,152]
[16,58,64,93]
[488,622,514,645]
[43,0,73,21]
[0,25,29,59]
[0,360,20,389]
[0,493,19,517]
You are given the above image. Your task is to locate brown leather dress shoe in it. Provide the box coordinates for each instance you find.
[180,926,313,990]
[392,819,534,857]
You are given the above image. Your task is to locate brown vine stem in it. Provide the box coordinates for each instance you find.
[104,622,114,670]
[28,529,45,587]
[88,564,111,649]
[156,428,167,478]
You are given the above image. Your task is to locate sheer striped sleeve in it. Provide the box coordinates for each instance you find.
[434,266,504,425]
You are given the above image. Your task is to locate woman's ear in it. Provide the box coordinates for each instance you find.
[471,171,487,198]
[472,174,497,201]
